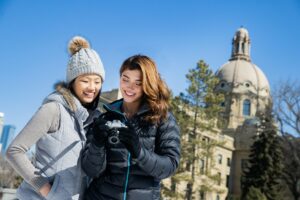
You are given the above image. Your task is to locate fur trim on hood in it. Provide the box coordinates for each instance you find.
[54,81,77,112]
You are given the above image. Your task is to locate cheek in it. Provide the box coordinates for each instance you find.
[120,82,128,91]
[96,83,102,90]
[137,88,144,96]
[96,86,101,95]
[73,84,81,96]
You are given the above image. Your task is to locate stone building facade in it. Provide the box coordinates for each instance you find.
[216,27,270,199]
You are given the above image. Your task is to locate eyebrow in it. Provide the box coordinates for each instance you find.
[122,74,142,82]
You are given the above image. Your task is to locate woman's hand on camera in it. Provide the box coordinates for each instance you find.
[118,124,141,158]
[91,118,109,147]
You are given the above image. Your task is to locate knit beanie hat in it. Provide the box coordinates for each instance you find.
[66,36,105,83]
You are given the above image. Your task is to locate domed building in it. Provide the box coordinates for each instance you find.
[216,27,270,130]
[215,27,271,198]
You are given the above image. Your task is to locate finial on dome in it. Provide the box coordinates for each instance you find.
[230,27,251,61]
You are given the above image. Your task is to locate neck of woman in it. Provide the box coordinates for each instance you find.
[122,101,140,119]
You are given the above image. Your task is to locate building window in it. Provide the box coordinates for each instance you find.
[220,102,225,107]
[202,136,209,144]
[242,43,245,54]
[217,172,221,185]
[200,191,205,200]
[217,154,222,165]
[227,158,231,167]
[243,99,251,116]
[216,194,220,200]
[235,43,239,54]
[200,159,205,174]
[188,132,193,142]
[226,175,230,188]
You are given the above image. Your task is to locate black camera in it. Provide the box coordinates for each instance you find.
[105,120,127,145]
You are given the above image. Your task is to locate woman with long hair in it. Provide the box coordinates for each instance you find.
[82,55,180,200]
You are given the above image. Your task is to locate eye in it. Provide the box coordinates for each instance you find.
[136,82,142,86]
[122,78,129,82]
[81,80,88,83]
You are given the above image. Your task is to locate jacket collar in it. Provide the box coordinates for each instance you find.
[103,98,150,119]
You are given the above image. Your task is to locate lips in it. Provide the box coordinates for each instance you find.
[83,92,95,98]
[124,90,135,97]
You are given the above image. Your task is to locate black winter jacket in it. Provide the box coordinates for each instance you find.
[81,99,180,200]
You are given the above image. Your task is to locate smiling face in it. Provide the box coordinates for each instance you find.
[73,74,102,104]
[120,69,144,105]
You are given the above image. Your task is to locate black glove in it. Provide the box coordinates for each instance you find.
[91,117,110,147]
[118,124,141,158]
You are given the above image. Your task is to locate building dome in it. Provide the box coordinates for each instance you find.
[216,27,270,97]
[216,60,270,96]
[235,27,249,39]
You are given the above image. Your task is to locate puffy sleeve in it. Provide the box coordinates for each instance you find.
[81,126,107,178]
[136,112,181,180]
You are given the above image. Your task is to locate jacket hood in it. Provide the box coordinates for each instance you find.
[43,82,89,122]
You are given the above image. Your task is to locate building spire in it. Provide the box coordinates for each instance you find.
[230,27,251,61]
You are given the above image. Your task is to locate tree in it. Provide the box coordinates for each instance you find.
[0,155,23,188]
[279,136,300,200]
[161,93,191,199]
[273,80,300,200]
[241,106,283,200]
[273,80,300,136]
[244,187,267,200]
[162,60,224,200]
[184,60,225,200]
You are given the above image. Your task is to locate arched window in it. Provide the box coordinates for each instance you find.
[242,43,245,54]
[243,99,251,116]
[217,154,222,165]
[216,194,220,200]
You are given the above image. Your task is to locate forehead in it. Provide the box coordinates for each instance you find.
[77,74,101,79]
[121,69,142,80]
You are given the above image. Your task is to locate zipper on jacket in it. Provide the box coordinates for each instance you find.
[123,152,131,200]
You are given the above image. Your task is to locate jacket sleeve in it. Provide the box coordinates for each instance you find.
[81,129,107,178]
[6,102,59,192]
[136,112,181,180]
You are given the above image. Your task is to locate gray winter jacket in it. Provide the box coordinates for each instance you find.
[81,99,181,200]
[7,83,100,200]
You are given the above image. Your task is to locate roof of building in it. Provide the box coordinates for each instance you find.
[216,27,270,95]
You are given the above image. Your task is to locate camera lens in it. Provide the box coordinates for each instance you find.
[108,135,120,144]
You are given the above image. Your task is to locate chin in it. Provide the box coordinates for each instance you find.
[125,97,142,104]
[82,99,93,104]
[123,97,134,102]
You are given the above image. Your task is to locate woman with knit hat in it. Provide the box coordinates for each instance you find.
[81,55,180,200]
[6,36,105,200]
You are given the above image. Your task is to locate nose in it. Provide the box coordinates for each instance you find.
[127,82,135,89]
[87,82,96,91]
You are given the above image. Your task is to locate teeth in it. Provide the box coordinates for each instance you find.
[84,92,94,98]
[125,91,135,96]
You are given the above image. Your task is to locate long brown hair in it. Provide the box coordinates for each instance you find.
[120,55,170,124]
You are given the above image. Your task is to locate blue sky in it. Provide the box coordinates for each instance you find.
[0,0,300,135]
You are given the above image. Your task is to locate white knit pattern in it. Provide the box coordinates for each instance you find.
[66,48,105,83]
